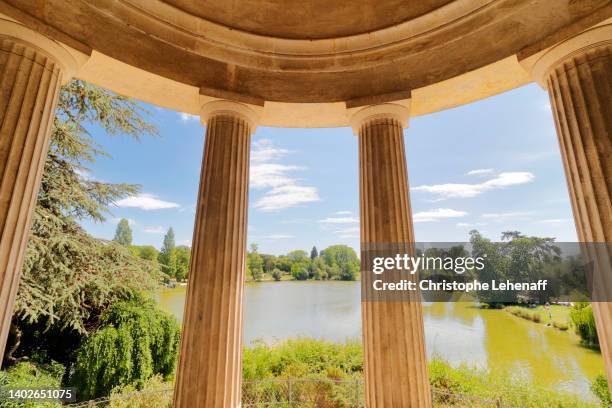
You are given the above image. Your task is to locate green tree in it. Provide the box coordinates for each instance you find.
[158,228,177,278]
[262,254,277,273]
[291,263,309,280]
[175,246,191,281]
[247,244,264,281]
[7,80,158,365]
[113,218,133,246]
[570,303,599,348]
[288,250,309,263]
[320,245,360,281]
[271,268,282,281]
[310,246,318,260]
[72,296,180,400]
[130,245,160,262]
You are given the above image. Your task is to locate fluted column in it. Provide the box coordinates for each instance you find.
[352,103,432,408]
[529,23,612,391]
[0,19,79,359]
[173,100,258,408]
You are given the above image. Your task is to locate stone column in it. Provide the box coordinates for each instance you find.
[528,23,612,392]
[0,19,79,359]
[352,104,432,408]
[173,100,258,408]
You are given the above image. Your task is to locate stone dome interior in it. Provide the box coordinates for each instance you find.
[163,0,455,39]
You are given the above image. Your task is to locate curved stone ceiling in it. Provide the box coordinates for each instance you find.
[163,0,456,39]
[2,0,610,110]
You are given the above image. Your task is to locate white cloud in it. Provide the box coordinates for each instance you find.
[250,163,304,189]
[253,184,320,211]
[318,216,359,224]
[250,140,320,211]
[335,210,353,215]
[413,208,467,223]
[251,139,291,162]
[538,218,571,225]
[466,168,494,176]
[412,172,535,199]
[178,112,198,122]
[456,222,487,228]
[143,226,166,234]
[481,211,532,220]
[116,194,180,210]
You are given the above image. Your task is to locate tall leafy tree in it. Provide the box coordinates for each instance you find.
[175,246,191,281]
[7,80,158,365]
[113,218,133,246]
[158,228,177,278]
[247,244,264,281]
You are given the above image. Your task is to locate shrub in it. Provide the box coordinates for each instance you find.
[71,296,180,400]
[553,320,569,331]
[108,375,172,408]
[271,268,282,281]
[570,304,599,348]
[591,374,611,407]
[0,361,64,407]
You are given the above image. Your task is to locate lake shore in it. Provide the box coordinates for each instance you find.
[157,281,605,400]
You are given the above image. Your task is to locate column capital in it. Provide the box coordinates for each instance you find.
[521,21,612,86]
[348,102,411,135]
[199,99,260,133]
[0,17,87,83]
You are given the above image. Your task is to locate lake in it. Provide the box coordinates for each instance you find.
[157,281,605,400]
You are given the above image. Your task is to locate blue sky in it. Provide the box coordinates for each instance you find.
[80,83,577,255]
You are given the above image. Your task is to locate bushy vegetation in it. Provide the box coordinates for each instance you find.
[429,357,599,408]
[591,374,611,407]
[570,303,600,349]
[0,362,63,407]
[116,222,191,282]
[468,231,590,306]
[108,375,172,408]
[247,244,360,282]
[505,306,543,323]
[72,297,180,400]
[101,338,602,408]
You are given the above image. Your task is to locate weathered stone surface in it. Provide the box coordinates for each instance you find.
[1,0,610,104]
[173,111,252,408]
[358,114,432,408]
[0,37,63,357]
[546,42,612,392]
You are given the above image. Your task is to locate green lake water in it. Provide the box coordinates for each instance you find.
[157,281,605,400]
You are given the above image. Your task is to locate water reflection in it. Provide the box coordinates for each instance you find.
[157,281,604,399]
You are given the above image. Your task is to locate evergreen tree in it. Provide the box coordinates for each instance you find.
[113,218,133,246]
[159,228,177,278]
[7,80,158,365]
[310,246,318,260]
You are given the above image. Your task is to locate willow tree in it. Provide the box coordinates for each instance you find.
[5,80,158,366]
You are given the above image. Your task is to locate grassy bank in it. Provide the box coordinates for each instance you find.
[49,338,606,408]
[505,305,571,331]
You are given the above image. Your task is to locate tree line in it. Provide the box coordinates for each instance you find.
[114,219,361,283]
[247,243,360,282]
[113,220,190,282]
